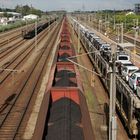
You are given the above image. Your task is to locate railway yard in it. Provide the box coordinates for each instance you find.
[0,13,140,140]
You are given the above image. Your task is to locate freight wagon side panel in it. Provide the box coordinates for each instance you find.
[79,90,95,140]
[32,92,51,140]
[51,88,80,105]
[56,62,75,72]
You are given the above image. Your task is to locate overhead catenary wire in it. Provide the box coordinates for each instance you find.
[66,51,110,80]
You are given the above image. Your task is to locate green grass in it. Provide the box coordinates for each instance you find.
[95,12,140,33]
[0,20,36,33]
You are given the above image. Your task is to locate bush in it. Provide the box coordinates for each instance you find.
[0,20,36,32]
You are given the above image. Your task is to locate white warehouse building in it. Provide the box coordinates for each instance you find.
[23,14,39,20]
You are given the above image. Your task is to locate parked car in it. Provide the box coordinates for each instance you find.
[116,54,130,63]
[117,61,132,75]
[116,51,130,66]
[136,83,140,98]
[122,65,139,81]
[128,72,140,91]
[121,61,134,72]
[100,44,111,62]
[100,44,111,53]
[121,61,133,67]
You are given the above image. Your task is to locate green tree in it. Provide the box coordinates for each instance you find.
[15,4,43,16]
[22,5,30,15]
[15,5,22,13]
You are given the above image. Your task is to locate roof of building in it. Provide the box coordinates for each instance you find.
[0,12,21,16]
[117,43,135,49]
[126,12,135,16]
[23,14,39,19]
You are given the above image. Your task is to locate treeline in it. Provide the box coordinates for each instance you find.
[15,5,43,16]
[0,5,43,17]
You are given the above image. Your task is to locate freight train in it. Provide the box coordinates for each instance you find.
[70,17,140,138]
[23,18,57,39]
[43,17,94,140]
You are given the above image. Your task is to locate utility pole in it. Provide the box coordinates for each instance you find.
[77,24,81,54]
[109,45,117,140]
[113,9,116,30]
[35,21,37,52]
[116,23,123,43]
[116,25,120,43]
[99,19,102,33]
[121,23,123,43]
[132,19,139,64]
[124,15,126,30]
[49,16,51,31]
[25,19,28,33]
[105,21,110,37]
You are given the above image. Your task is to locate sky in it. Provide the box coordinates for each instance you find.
[0,0,140,11]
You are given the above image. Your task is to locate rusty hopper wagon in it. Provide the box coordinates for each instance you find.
[32,17,94,140]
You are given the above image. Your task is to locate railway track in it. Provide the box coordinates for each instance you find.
[0,34,22,47]
[0,20,45,49]
[0,20,53,53]
[80,19,140,54]
[0,22,57,84]
[0,19,61,140]
[41,17,94,140]
[0,23,50,62]
[0,20,56,61]
[124,35,140,47]
[0,39,26,61]
[71,17,136,140]
[0,22,37,45]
